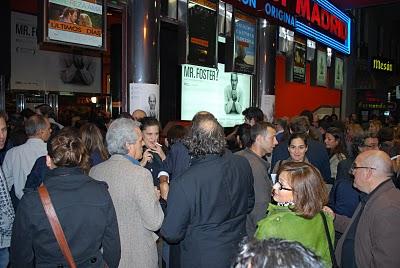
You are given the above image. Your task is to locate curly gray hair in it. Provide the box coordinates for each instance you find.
[185,116,225,156]
[106,118,141,155]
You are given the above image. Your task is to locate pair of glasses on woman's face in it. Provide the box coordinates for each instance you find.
[274,181,293,191]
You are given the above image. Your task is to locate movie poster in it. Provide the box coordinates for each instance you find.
[293,41,306,83]
[334,57,344,89]
[47,0,104,48]
[260,94,275,123]
[234,11,256,74]
[187,0,217,67]
[11,12,101,93]
[316,50,327,87]
[181,63,251,127]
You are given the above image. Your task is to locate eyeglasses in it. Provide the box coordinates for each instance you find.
[350,162,376,173]
[275,181,293,191]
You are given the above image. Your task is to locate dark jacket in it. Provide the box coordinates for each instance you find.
[25,156,48,189]
[271,139,331,182]
[328,158,361,218]
[161,151,255,268]
[162,142,191,181]
[10,167,121,268]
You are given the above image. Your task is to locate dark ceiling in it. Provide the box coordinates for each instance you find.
[330,0,400,9]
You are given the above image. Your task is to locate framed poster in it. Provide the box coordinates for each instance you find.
[293,41,306,83]
[334,57,344,89]
[187,0,218,68]
[129,83,160,119]
[233,11,256,74]
[181,63,252,127]
[41,0,106,50]
[316,50,327,87]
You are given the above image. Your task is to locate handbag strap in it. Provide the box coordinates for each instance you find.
[38,185,77,268]
[320,211,338,268]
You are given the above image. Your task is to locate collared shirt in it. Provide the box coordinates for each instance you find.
[2,138,47,199]
[0,167,15,248]
[123,154,140,166]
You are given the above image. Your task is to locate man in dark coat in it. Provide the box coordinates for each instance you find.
[271,116,331,182]
[161,113,255,268]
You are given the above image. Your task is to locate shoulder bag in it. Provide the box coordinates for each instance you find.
[320,211,339,268]
[38,184,77,268]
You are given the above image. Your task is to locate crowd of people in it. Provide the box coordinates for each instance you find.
[0,105,400,268]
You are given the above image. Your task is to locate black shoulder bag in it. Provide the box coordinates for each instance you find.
[320,211,339,268]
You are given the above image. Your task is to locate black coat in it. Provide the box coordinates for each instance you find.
[10,167,121,268]
[161,151,255,268]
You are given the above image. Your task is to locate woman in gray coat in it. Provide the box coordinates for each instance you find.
[90,118,164,268]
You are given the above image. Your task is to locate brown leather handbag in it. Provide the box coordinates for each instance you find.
[38,185,77,268]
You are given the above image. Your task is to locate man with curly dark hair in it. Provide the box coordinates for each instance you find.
[161,112,255,268]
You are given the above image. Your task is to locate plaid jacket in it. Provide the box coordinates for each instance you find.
[0,168,15,248]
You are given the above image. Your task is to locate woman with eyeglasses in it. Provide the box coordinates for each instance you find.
[272,133,309,174]
[325,127,348,184]
[255,162,334,267]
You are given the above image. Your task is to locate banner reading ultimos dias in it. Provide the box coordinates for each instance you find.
[47,0,104,48]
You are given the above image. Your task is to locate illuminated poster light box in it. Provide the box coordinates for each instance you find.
[181,63,252,127]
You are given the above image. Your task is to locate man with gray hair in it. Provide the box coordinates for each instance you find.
[161,113,255,268]
[325,150,400,267]
[2,114,51,200]
[89,118,163,268]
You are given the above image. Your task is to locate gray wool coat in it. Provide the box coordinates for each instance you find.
[90,154,164,268]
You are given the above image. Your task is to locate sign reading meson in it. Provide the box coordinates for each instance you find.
[372,58,394,73]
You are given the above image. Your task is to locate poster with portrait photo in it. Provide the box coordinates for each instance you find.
[129,83,160,119]
[334,57,344,89]
[316,50,327,87]
[181,63,251,127]
[233,11,256,74]
[187,0,217,68]
[293,41,306,83]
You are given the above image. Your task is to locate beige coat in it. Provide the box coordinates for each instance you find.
[90,154,164,268]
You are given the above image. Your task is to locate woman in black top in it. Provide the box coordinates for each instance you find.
[11,129,121,268]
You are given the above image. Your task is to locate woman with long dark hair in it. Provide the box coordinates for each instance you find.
[325,127,347,184]
[79,123,109,167]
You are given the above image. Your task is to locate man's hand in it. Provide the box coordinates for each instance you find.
[159,175,169,200]
[232,90,238,102]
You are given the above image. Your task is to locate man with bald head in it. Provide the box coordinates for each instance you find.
[161,113,254,268]
[131,109,147,121]
[333,150,400,267]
